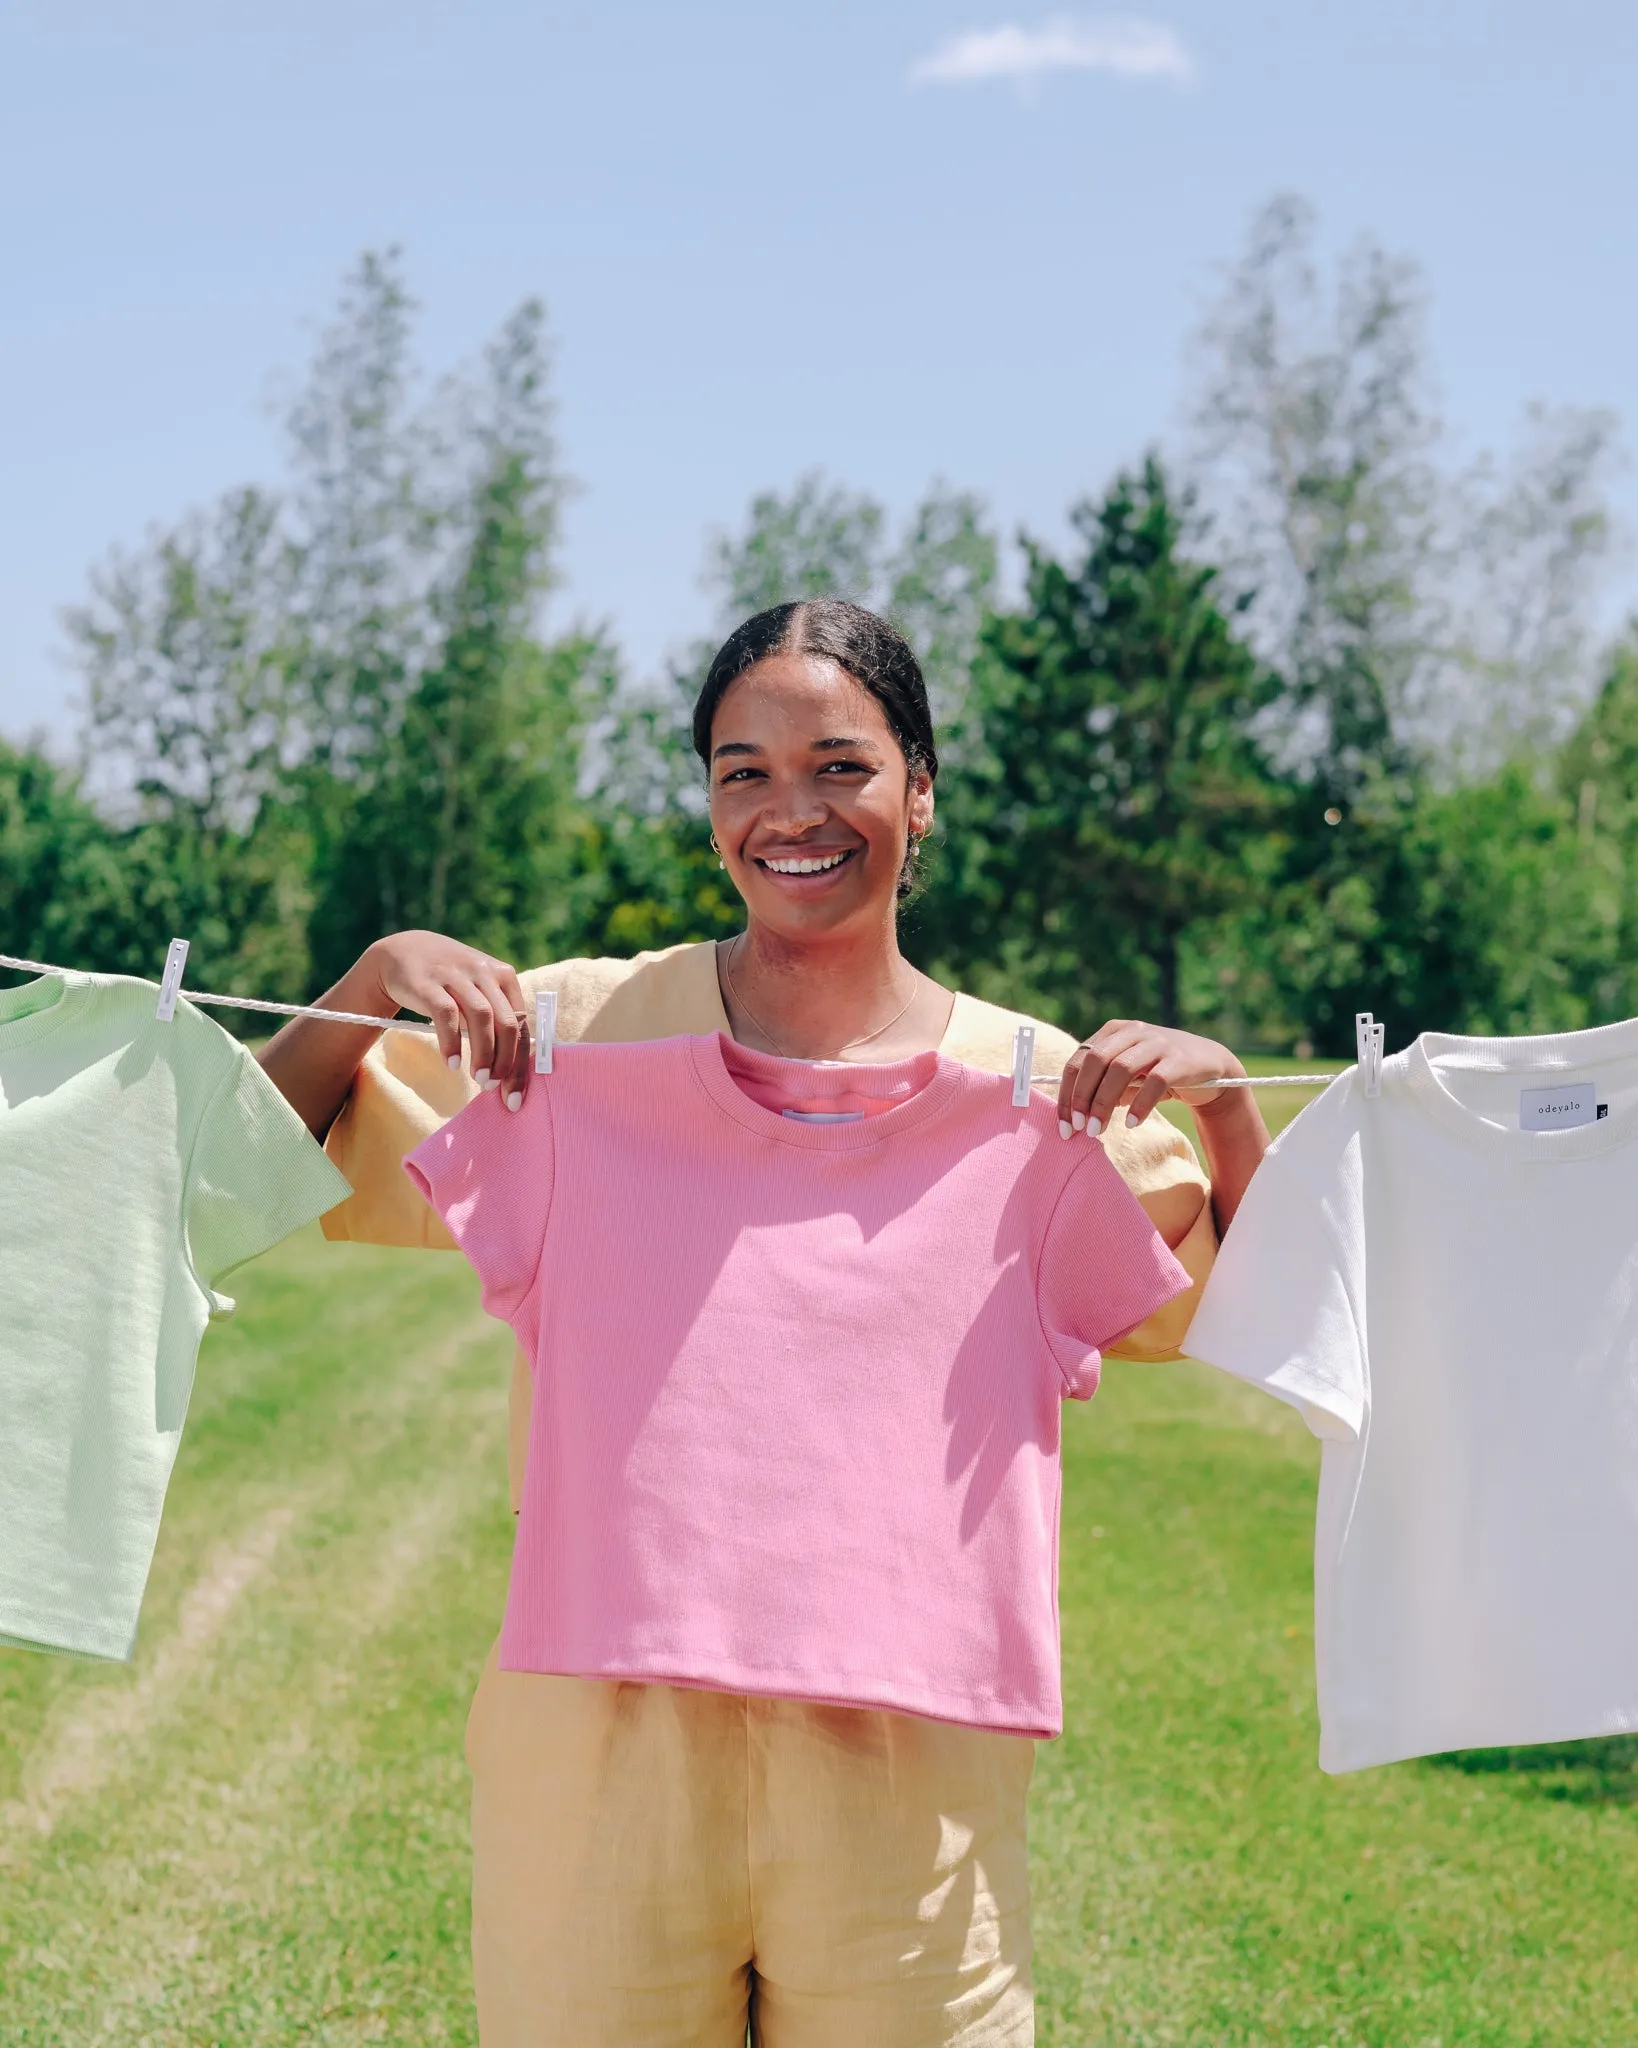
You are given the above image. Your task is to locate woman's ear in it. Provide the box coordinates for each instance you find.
[909,774,935,840]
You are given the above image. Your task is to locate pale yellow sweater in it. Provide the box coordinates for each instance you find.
[323,943,1216,1504]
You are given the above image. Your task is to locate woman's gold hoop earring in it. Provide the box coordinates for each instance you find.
[710,833,725,870]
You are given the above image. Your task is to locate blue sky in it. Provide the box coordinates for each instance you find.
[3,0,1636,740]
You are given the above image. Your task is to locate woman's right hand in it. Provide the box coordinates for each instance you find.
[363,931,533,1106]
[259,930,534,1136]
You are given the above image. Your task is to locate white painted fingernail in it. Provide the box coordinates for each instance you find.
[505,1091,523,1112]
[1086,1116,1102,1138]
[1126,1111,1141,1128]
[1058,1119,1072,1140]
[447,1054,462,1071]
[1072,1110,1086,1132]
[475,1067,491,1087]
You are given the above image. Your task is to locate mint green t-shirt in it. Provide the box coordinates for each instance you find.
[0,971,351,1660]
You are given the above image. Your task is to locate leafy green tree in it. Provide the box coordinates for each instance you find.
[709,473,885,618]
[918,458,1282,1030]
[566,810,744,958]
[33,219,1630,1048]
[62,488,313,1002]
[1190,194,1617,793]
[303,300,597,980]
[1209,771,1611,1054]
[702,470,998,726]
[62,252,599,998]
[67,487,299,835]
[589,473,1000,957]
[0,741,313,1001]
[0,744,128,967]
[1554,627,1638,1017]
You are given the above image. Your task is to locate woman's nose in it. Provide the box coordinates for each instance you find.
[760,784,828,833]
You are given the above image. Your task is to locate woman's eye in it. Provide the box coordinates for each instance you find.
[820,759,870,776]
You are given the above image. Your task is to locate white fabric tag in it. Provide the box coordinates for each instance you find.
[781,1109,865,1124]
[1519,1083,1597,1131]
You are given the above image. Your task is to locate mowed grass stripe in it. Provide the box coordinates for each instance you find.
[2,1215,1636,2045]
[1034,1361,1638,2045]
[1,1234,514,2045]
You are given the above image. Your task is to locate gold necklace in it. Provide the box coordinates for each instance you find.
[721,936,921,1060]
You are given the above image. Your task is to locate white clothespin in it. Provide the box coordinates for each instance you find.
[1010,1024,1035,1108]
[155,938,190,1023]
[1355,1010,1384,1098]
[534,989,557,1075]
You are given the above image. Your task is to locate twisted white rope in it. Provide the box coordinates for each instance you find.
[0,953,434,1032]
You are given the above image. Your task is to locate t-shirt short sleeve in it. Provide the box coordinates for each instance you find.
[1038,1145,1193,1400]
[186,1034,354,1311]
[404,1085,555,1356]
[1183,1143,1366,1442]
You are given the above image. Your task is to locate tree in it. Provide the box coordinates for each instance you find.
[1555,626,1638,1018]
[919,459,1282,1029]
[279,247,443,785]
[68,488,299,834]
[0,739,316,1000]
[702,470,997,727]
[0,743,128,966]
[62,252,598,1000]
[708,472,885,619]
[1200,770,1610,1054]
[303,297,596,980]
[588,473,1000,953]
[1189,194,1618,793]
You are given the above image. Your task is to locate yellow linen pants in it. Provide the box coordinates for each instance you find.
[466,1647,1037,2047]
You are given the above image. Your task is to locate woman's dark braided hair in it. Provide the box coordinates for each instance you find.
[692,599,937,900]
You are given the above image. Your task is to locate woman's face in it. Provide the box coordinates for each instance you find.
[707,652,934,941]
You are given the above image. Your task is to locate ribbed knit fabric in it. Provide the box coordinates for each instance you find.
[406,1032,1188,1736]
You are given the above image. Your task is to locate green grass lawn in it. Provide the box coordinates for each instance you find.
[3,1191,1635,2043]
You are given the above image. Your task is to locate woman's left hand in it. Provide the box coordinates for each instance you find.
[1054,1019,1246,1139]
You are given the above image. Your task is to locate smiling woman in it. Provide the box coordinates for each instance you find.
[694,601,947,1060]
[255,595,1271,2048]
[698,599,936,894]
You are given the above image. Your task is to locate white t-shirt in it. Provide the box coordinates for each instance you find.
[1186,1020,1638,1774]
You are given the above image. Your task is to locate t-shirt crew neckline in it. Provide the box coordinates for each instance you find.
[0,972,85,1050]
[1403,1016,1638,1163]
[689,1032,967,1150]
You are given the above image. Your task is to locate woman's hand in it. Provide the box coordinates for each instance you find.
[259,929,532,1136]
[365,931,532,1105]
[1054,1019,1245,1139]
[1055,1018,1270,1232]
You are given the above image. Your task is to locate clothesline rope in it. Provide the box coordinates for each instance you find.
[0,951,1337,1086]
[0,952,435,1034]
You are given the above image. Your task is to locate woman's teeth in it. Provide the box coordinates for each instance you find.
[761,851,852,874]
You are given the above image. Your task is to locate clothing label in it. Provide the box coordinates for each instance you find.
[1519,1083,1598,1131]
[781,1110,865,1124]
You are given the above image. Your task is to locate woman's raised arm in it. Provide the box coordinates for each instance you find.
[1055,1019,1271,1233]
[258,931,532,1138]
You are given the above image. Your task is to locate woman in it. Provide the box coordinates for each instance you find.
[261,599,1269,2047]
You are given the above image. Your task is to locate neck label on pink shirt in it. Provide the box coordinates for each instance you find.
[1519,1083,1598,1131]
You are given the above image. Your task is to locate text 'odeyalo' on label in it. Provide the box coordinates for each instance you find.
[1518,1083,1601,1131]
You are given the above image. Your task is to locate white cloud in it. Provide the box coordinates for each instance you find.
[910,15,1195,88]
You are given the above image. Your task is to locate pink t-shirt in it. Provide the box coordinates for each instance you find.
[406,1033,1188,1736]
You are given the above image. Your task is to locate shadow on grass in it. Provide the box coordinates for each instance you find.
[1431,1734,1638,1808]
